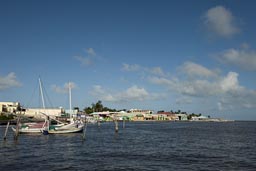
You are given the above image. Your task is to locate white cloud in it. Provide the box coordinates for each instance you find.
[217,47,256,71]
[220,72,241,92]
[74,55,93,66]
[120,62,256,111]
[149,67,165,76]
[121,63,141,72]
[176,97,192,105]
[91,85,164,102]
[149,74,221,107]
[217,89,256,111]
[150,71,243,97]
[121,85,149,101]
[74,47,99,67]
[204,6,240,37]
[122,64,167,77]
[85,47,96,56]
[240,43,250,49]
[0,72,22,90]
[146,61,256,110]
[180,61,218,78]
[92,85,105,95]
[91,85,116,102]
[176,71,247,97]
[178,79,219,96]
[51,82,77,94]
[148,76,175,88]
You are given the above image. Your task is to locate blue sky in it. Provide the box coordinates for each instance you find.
[1,0,256,120]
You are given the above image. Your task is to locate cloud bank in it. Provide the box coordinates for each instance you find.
[217,46,256,71]
[91,85,165,102]
[120,62,256,111]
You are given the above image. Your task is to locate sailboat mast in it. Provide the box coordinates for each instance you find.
[39,77,45,109]
[69,82,72,119]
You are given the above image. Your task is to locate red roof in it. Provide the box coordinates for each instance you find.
[157,112,174,115]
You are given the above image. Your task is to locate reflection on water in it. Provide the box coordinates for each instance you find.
[1,121,256,171]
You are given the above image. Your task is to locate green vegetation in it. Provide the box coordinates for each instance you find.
[83,100,118,114]
[187,113,202,120]
[0,114,14,120]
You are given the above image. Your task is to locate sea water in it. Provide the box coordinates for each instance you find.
[1,121,256,171]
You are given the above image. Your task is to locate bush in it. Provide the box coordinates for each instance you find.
[0,114,14,120]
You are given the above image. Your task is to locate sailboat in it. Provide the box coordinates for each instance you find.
[12,78,48,134]
[45,82,84,134]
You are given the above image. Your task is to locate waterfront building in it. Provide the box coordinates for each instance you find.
[89,109,190,121]
[128,109,154,114]
[157,111,177,120]
[133,114,144,121]
[90,111,137,121]
[90,111,111,121]
[24,108,63,119]
[156,113,168,120]
[175,113,188,121]
[0,102,20,113]
[191,115,208,121]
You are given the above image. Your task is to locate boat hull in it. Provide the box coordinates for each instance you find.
[47,127,83,134]
[11,127,43,134]
[46,122,84,134]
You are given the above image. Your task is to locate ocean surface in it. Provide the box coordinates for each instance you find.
[0,121,256,171]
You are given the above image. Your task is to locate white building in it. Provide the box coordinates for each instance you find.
[0,102,20,113]
[24,108,63,118]
[191,115,209,121]
[128,109,154,114]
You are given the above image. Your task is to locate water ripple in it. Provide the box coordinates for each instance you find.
[1,121,256,171]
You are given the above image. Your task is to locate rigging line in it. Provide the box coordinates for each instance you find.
[24,80,38,108]
[40,79,54,108]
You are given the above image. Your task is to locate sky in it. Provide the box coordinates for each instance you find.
[0,0,256,120]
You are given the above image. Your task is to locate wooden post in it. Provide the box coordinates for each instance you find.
[97,120,100,128]
[123,118,125,129]
[82,120,87,140]
[14,113,21,140]
[3,121,10,140]
[114,119,118,133]
[43,117,49,135]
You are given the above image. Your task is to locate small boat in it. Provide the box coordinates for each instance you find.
[43,82,85,134]
[12,78,63,133]
[12,121,47,134]
[45,120,84,134]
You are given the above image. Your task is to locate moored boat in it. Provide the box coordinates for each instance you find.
[46,120,84,134]
[11,121,47,133]
[43,82,85,134]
